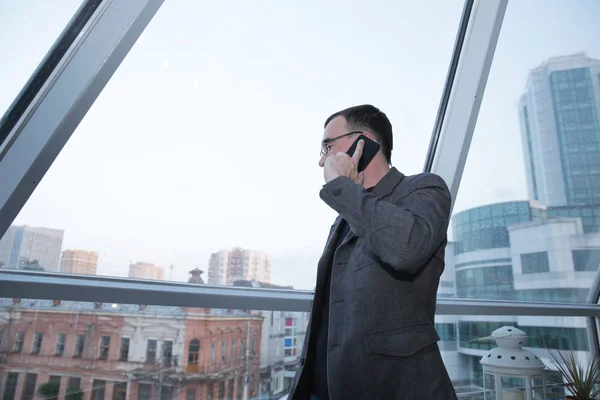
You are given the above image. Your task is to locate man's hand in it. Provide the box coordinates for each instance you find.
[323,139,365,185]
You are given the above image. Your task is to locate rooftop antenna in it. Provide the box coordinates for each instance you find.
[169,265,174,281]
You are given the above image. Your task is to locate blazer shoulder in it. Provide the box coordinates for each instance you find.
[399,172,450,194]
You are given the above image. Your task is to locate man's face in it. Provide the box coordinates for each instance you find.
[318,116,360,167]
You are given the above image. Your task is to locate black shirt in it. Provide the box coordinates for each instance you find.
[311,219,349,399]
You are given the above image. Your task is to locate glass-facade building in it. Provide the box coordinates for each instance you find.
[452,200,600,302]
[518,54,600,232]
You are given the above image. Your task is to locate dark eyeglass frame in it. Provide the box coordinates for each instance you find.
[320,131,363,157]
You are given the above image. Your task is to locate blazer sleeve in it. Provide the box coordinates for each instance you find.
[319,173,451,276]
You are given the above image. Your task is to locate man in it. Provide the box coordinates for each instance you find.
[289,105,457,400]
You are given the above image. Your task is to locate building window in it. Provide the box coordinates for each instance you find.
[137,384,151,400]
[49,376,61,396]
[237,376,244,399]
[112,383,127,400]
[119,338,130,361]
[92,380,105,400]
[572,249,600,271]
[21,374,37,400]
[188,338,200,369]
[521,251,550,274]
[221,340,227,362]
[218,382,225,399]
[160,386,172,400]
[435,323,457,341]
[456,265,515,299]
[146,339,157,364]
[231,339,236,359]
[284,318,297,357]
[206,383,213,400]
[251,334,256,356]
[249,375,254,393]
[74,334,85,358]
[32,332,43,355]
[99,336,110,360]
[3,372,19,400]
[67,377,81,391]
[55,333,66,356]
[227,379,234,400]
[163,340,173,366]
[210,342,216,364]
[14,331,25,353]
[185,389,195,400]
[66,377,82,400]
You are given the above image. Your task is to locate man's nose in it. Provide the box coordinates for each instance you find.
[318,155,326,167]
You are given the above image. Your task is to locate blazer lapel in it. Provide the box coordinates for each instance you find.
[339,226,357,249]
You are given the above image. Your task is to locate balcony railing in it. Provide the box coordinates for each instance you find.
[2,270,600,318]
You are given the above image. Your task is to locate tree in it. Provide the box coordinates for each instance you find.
[37,381,60,400]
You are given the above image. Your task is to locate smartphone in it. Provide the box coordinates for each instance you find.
[346,135,381,172]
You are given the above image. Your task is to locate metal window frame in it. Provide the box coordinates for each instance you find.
[1,270,600,318]
[428,0,509,208]
[586,268,600,357]
[0,0,165,237]
[423,0,475,173]
[0,0,104,152]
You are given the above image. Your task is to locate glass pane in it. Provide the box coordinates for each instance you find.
[0,297,309,400]
[2,297,587,399]
[0,1,83,116]
[0,0,463,290]
[439,315,588,399]
[446,0,600,303]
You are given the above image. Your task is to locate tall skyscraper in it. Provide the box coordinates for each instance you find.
[128,261,165,280]
[208,248,271,286]
[0,225,64,271]
[60,250,99,275]
[518,52,600,207]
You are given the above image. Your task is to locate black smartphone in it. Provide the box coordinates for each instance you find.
[346,134,380,172]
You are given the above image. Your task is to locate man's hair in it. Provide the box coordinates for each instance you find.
[324,104,393,164]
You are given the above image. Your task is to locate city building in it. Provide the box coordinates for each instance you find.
[0,225,64,272]
[233,280,309,398]
[208,248,271,286]
[445,201,600,391]
[128,262,165,281]
[436,53,600,393]
[60,250,99,275]
[518,53,600,216]
[0,298,263,400]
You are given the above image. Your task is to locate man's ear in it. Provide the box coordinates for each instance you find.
[363,131,377,142]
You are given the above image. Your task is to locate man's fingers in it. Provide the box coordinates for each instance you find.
[357,171,365,185]
[352,139,365,163]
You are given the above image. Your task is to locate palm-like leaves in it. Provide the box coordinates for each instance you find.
[549,348,600,399]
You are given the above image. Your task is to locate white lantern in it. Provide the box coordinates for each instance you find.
[477,326,547,400]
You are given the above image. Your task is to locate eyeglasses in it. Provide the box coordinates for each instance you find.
[320,131,363,157]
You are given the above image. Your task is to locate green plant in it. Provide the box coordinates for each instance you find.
[549,348,600,400]
[65,388,84,400]
[37,381,60,399]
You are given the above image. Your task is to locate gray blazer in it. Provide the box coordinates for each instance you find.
[289,168,457,400]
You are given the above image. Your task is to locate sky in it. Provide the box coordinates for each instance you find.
[0,0,599,290]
